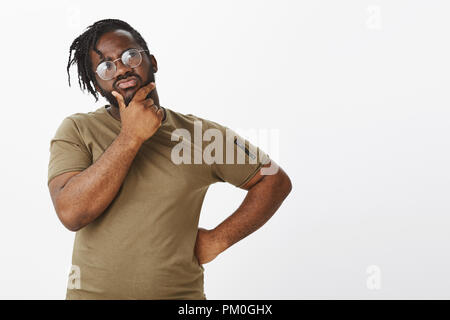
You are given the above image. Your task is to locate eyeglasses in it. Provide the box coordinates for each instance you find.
[95,48,149,81]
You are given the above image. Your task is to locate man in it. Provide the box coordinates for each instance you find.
[48,18,292,300]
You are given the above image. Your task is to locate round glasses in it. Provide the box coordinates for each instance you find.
[95,48,149,81]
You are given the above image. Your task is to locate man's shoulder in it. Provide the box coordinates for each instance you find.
[51,106,107,141]
[52,107,107,136]
[165,108,226,132]
[65,106,104,124]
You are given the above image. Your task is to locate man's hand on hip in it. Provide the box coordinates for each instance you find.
[194,227,227,265]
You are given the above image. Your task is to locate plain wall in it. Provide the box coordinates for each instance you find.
[0,0,449,299]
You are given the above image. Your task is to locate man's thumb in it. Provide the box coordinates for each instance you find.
[112,91,125,110]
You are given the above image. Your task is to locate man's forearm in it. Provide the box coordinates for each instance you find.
[57,132,143,230]
[212,170,292,253]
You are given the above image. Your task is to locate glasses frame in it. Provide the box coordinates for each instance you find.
[95,48,149,81]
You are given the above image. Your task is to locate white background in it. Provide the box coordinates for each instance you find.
[0,0,449,299]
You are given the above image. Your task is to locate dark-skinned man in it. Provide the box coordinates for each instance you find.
[48,19,292,300]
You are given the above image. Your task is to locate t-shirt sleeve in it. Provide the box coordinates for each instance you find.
[47,117,92,186]
[203,119,271,188]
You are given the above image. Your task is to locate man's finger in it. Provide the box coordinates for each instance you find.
[147,102,159,112]
[143,97,155,107]
[156,107,164,120]
[111,91,126,111]
[132,82,156,102]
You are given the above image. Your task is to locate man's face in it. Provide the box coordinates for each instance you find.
[90,29,156,108]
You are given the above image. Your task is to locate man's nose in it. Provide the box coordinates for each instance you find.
[115,59,133,79]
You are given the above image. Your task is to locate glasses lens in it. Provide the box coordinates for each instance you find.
[97,61,116,80]
[122,49,142,68]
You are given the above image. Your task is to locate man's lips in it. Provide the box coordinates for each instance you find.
[116,77,138,89]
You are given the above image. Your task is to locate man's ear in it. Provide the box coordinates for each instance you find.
[149,54,158,73]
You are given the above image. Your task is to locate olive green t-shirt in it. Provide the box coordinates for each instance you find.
[47,105,270,300]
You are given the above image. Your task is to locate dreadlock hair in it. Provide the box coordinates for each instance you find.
[67,19,151,102]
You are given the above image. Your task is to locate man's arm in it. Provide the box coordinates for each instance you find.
[48,82,163,232]
[194,160,292,264]
[48,132,143,231]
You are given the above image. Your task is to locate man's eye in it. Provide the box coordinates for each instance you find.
[124,50,138,60]
[105,62,114,70]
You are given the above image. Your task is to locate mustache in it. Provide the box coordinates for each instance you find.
[113,73,142,89]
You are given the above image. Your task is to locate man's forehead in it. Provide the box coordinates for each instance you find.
[92,29,139,60]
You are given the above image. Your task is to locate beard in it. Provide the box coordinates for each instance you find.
[99,69,156,109]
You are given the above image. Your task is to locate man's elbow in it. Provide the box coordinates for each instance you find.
[280,172,292,197]
[56,209,84,232]
[271,167,292,198]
